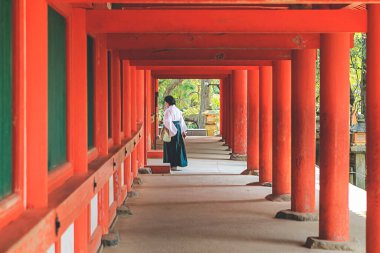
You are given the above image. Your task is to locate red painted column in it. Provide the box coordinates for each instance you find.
[229,75,234,148]
[366,5,380,252]
[223,78,229,145]
[151,78,157,149]
[269,60,291,200]
[26,0,48,208]
[130,66,138,178]
[145,70,152,155]
[317,33,350,242]
[94,35,108,156]
[68,9,89,252]
[68,9,88,175]
[222,78,226,143]
[219,79,224,139]
[154,79,159,148]
[131,66,137,133]
[231,70,247,160]
[259,66,273,183]
[122,60,132,191]
[136,70,145,168]
[291,49,316,213]
[227,76,232,148]
[247,68,260,174]
[111,50,121,146]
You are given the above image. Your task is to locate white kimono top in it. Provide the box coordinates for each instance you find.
[163,105,188,137]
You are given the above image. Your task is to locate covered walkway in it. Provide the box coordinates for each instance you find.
[1,1,380,253]
[104,137,366,253]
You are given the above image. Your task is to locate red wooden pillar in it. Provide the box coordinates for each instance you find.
[154,79,159,148]
[290,49,317,216]
[111,50,121,146]
[94,35,111,235]
[259,66,272,183]
[26,0,48,208]
[68,9,89,252]
[130,66,138,178]
[268,60,291,201]
[222,77,229,146]
[68,9,88,175]
[145,70,152,157]
[229,75,234,149]
[307,33,351,248]
[227,76,232,148]
[131,66,137,133]
[123,60,132,191]
[222,78,229,144]
[94,35,108,156]
[231,70,247,160]
[151,78,157,149]
[136,70,145,169]
[366,5,380,253]
[247,68,260,174]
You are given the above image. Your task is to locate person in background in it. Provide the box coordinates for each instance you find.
[163,95,188,171]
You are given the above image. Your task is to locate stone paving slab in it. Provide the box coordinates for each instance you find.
[103,174,365,253]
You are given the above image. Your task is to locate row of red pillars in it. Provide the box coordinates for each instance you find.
[219,32,360,245]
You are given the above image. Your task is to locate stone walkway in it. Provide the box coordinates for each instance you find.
[103,137,366,253]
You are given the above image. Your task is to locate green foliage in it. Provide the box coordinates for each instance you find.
[158,79,220,131]
[350,33,366,114]
[315,33,366,116]
[316,49,320,113]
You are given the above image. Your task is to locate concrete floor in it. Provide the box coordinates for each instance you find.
[103,137,366,253]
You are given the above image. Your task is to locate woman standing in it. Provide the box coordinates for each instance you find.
[163,95,188,171]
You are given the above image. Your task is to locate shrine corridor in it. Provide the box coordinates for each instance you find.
[103,137,366,253]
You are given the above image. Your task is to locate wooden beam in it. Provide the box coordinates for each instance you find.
[132,60,272,67]
[87,9,366,33]
[120,49,291,60]
[138,66,256,70]
[152,69,232,75]
[107,33,320,50]
[151,69,231,78]
[66,0,378,4]
[152,74,229,79]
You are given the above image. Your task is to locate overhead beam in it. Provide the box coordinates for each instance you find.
[120,49,291,60]
[107,33,320,50]
[131,60,272,67]
[140,66,256,70]
[152,74,229,79]
[87,9,366,33]
[66,0,378,4]
[151,69,231,78]
[152,69,232,75]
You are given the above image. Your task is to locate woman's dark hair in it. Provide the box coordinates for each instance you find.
[164,95,176,105]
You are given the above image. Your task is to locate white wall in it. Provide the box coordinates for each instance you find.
[60,223,74,253]
[109,175,114,207]
[90,193,98,235]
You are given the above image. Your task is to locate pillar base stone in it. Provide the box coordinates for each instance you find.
[133,177,143,185]
[127,191,138,198]
[240,168,253,175]
[305,237,357,251]
[230,153,247,161]
[101,232,119,247]
[265,193,291,202]
[246,182,272,187]
[117,205,133,216]
[219,138,225,142]
[275,209,318,221]
[138,167,152,174]
[222,143,229,146]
